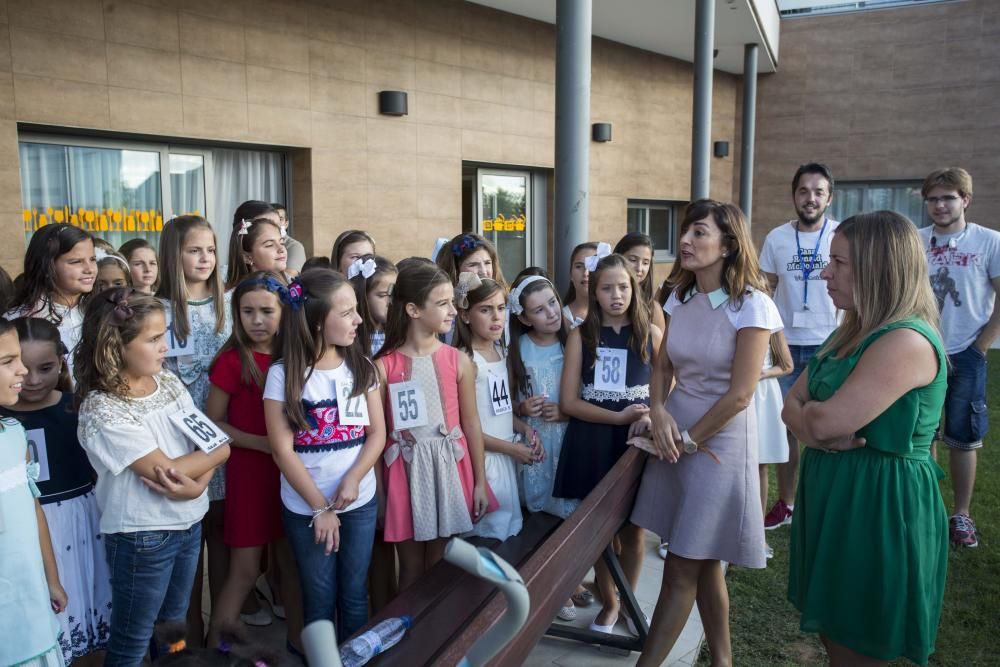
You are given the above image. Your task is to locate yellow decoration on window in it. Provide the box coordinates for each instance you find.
[99,214,109,231]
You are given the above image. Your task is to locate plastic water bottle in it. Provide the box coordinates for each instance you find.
[339,616,412,667]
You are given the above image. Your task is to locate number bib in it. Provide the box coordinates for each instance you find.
[25,428,51,483]
[488,371,512,415]
[594,347,627,393]
[336,380,370,426]
[170,407,229,453]
[164,321,192,359]
[389,380,428,429]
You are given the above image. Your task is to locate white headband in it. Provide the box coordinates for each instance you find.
[508,275,552,315]
[95,247,129,272]
[347,257,377,281]
[583,242,613,272]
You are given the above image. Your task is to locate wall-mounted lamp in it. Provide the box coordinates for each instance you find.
[713,140,729,158]
[378,91,408,116]
[592,122,612,142]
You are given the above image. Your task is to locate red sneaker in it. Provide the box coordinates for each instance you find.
[764,500,793,530]
[950,514,979,548]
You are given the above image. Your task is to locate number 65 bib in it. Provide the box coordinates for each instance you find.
[594,347,627,393]
[170,407,229,453]
[389,380,429,429]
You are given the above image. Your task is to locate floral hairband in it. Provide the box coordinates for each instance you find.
[280,278,307,311]
[451,234,483,258]
[95,247,130,272]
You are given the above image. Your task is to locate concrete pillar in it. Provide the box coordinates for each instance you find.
[553,0,592,293]
[690,0,715,201]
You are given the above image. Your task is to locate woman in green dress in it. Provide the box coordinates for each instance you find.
[782,211,949,666]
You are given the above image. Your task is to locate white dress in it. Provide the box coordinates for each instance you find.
[464,350,523,541]
[755,350,788,465]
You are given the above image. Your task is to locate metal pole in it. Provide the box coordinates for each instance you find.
[554,0,592,294]
[690,0,715,201]
[740,43,759,223]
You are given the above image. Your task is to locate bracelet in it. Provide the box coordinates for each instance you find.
[308,502,336,527]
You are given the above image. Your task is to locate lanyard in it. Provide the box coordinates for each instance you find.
[795,218,829,310]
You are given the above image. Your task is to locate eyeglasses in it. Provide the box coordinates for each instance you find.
[925,195,963,205]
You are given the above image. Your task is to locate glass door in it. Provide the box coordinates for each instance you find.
[477,169,531,280]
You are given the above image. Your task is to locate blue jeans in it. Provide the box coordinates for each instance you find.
[104,524,202,667]
[942,345,988,449]
[778,344,822,396]
[283,497,377,638]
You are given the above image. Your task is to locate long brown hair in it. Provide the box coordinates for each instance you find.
[508,271,567,396]
[377,262,452,359]
[12,223,95,324]
[564,242,598,305]
[348,254,397,356]
[12,317,72,393]
[452,278,505,357]
[822,211,940,357]
[581,254,652,365]
[225,217,284,289]
[436,233,507,289]
[331,230,376,270]
[213,271,284,389]
[155,216,226,341]
[273,269,376,432]
[670,199,767,309]
[74,288,165,400]
[614,232,655,303]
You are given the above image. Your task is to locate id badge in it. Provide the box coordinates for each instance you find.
[389,380,429,429]
[164,321,192,359]
[169,407,229,454]
[336,380,370,426]
[488,371,512,416]
[594,347,627,392]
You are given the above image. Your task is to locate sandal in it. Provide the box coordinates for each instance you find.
[572,588,595,607]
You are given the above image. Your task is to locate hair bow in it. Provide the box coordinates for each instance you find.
[106,290,135,324]
[280,278,306,311]
[95,247,130,271]
[347,257,377,281]
[245,275,286,294]
[583,242,613,272]
[95,247,109,262]
[508,275,550,315]
[451,234,483,258]
[454,271,482,309]
[236,218,253,236]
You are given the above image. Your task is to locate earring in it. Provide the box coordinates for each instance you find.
[722,252,728,257]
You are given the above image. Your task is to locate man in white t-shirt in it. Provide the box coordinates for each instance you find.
[759,163,840,530]
[918,167,1000,548]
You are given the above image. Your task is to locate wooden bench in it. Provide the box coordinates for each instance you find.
[351,446,649,666]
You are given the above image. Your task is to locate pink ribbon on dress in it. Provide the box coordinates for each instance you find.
[384,425,465,466]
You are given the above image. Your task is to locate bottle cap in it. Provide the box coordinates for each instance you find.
[400,615,412,629]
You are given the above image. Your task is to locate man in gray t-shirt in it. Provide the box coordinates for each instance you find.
[918,167,1000,548]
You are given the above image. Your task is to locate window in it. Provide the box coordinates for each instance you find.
[627,200,683,261]
[829,181,929,228]
[18,134,286,266]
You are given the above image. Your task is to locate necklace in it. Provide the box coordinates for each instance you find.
[930,224,970,251]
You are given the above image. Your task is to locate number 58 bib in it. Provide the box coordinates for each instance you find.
[594,347,627,393]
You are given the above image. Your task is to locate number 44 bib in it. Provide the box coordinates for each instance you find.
[594,347,627,393]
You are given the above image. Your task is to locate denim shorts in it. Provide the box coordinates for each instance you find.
[778,344,822,397]
[941,345,988,450]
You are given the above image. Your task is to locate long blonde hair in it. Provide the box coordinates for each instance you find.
[822,211,939,357]
[155,216,226,341]
[670,199,768,308]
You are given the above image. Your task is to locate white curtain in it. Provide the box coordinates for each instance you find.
[211,148,284,269]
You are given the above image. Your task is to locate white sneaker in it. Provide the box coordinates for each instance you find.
[556,604,577,621]
[765,544,774,560]
[657,542,668,559]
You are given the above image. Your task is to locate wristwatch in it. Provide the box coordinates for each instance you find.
[680,430,698,455]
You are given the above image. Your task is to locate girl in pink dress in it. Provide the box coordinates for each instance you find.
[375,261,495,591]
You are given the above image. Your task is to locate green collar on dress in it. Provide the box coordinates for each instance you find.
[685,285,728,309]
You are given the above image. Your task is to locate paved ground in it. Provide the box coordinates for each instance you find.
[202,533,705,666]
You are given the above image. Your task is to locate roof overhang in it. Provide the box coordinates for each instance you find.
[466,0,780,74]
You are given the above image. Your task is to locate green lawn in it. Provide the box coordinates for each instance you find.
[697,351,1000,666]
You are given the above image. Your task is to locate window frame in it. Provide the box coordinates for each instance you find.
[830,180,930,228]
[627,199,683,262]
